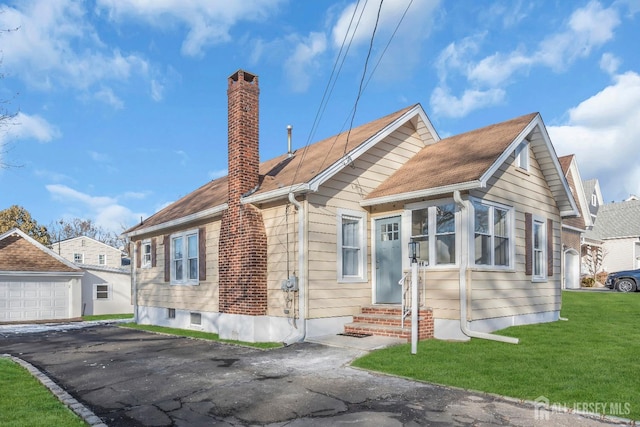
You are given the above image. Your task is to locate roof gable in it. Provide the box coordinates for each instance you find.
[57,235,123,253]
[126,104,437,236]
[559,155,590,230]
[363,113,577,216]
[0,229,81,273]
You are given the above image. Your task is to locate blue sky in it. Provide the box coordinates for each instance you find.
[1,0,639,234]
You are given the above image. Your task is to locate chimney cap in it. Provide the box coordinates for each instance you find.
[229,69,258,84]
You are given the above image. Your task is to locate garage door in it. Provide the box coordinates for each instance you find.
[0,281,70,322]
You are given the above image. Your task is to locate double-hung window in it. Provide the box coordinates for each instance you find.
[98,254,106,265]
[171,230,199,284]
[409,202,456,266]
[532,217,546,279]
[473,200,512,268]
[142,241,152,268]
[515,140,529,171]
[95,284,110,299]
[337,209,367,282]
[74,253,83,264]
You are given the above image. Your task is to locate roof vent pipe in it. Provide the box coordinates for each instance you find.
[287,125,293,158]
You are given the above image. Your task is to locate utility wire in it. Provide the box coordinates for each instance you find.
[342,0,384,157]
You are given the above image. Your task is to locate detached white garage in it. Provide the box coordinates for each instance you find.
[0,229,83,323]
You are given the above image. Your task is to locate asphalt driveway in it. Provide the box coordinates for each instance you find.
[0,325,625,426]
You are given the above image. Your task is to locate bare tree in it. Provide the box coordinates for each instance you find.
[49,218,128,251]
[582,244,608,284]
[0,21,21,169]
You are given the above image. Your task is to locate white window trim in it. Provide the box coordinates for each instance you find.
[337,208,368,283]
[405,198,459,269]
[98,254,106,265]
[94,283,111,300]
[141,240,152,269]
[74,253,84,264]
[532,215,547,282]
[170,229,199,285]
[515,140,530,171]
[470,198,515,271]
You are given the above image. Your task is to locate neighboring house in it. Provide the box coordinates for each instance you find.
[586,199,640,273]
[582,178,603,225]
[54,236,133,316]
[54,235,125,267]
[558,155,592,289]
[123,70,578,343]
[0,228,84,322]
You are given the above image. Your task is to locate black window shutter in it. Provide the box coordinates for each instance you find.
[151,238,157,267]
[164,234,171,282]
[199,227,206,281]
[525,213,532,276]
[136,241,141,269]
[547,219,554,277]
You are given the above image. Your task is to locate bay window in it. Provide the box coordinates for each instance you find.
[410,202,456,266]
[473,200,512,268]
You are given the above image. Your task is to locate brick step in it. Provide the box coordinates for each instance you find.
[352,313,425,328]
[360,305,403,316]
[344,322,411,340]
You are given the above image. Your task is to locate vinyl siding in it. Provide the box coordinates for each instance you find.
[306,122,429,319]
[136,221,220,312]
[57,238,123,268]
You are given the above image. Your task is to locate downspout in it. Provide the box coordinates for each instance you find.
[132,240,138,324]
[453,190,519,344]
[284,192,306,344]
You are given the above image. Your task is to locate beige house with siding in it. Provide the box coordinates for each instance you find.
[123,70,578,343]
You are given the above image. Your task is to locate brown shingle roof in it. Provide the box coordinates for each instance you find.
[364,112,538,201]
[126,105,416,234]
[0,232,79,273]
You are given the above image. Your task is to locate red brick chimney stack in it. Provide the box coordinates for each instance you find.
[227,70,260,203]
[219,70,268,317]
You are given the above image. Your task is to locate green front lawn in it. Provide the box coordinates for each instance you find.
[82,313,134,321]
[0,358,87,427]
[352,291,639,420]
[121,323,283,349]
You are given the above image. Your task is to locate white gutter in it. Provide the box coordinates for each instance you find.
[360,181,482,207]
[241,184,310,205]
[132,241,139,324]
[0,271,84,277]
[453,190,519,344]
[284,192,307,344]
[124,204,228,238]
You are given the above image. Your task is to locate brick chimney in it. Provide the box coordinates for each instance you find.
[218,70,268,316]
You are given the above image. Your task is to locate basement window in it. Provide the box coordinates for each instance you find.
[167,308,176,319]
[190,312,202,326]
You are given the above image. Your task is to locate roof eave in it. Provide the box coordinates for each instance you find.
[123,203,229,238]
[0,270,84,277]
[241,184,311,205]
[361,180,482,207]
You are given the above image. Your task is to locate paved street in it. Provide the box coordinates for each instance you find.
[0,324,627,426]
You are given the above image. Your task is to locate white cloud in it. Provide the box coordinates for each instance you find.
[94,87,125,109]
[150,79,164,102]
[285,32,328,93]
[430,86,505,119]
[208,169,228,180]
[0,0,150,102]
[548,71,640,202]
[1,112,61,143]
[599,52,621,76]
[46,184,144,232]
[96,0,284,57]
[431,1,622,118]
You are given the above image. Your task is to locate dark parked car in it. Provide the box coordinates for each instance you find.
[605,269,640,292]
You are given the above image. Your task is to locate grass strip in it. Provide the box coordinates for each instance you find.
[352,291,639,420]
[82,313,134,321]
[121,322,283,349]
[0,358,87,427]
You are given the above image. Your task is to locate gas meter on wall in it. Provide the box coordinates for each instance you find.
[281,275,299,292]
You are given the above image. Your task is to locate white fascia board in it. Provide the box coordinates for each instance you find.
[360,180,482,207]
[568,159,593,228]
[124,204,228,238]
[0,271,84,277]
[309,105,427,192]
[479,114,540,185]
[562,224,587,233]
[241,184,310,205]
